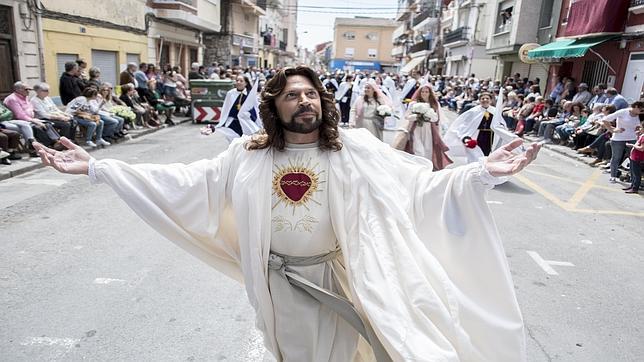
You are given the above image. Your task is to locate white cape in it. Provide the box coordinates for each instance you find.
[215,87,261,142]
[89,129,526,362]
[444,100,515,162]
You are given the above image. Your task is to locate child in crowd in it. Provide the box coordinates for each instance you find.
[624,129,643,194]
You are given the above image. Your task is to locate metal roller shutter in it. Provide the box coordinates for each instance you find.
[510,61,531,80]
[91,50,118,86]
[528,63,549,92]
[126,53,140,66]
[56,53,78,79]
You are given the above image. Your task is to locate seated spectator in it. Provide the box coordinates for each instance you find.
[526,85,541,100]
[189,62,205,80]
[572,104,603,150]
[172,80,192,116]
[0,102,37,156]
[76,59,89,82]
[555,102,585,145]
[119,83,158,128]
[147,78,176,126]
[0,127,22,164]
[31,82,77,141]
[3,81,62,149]
[173,66,188,86]
[59,62,84,105]
[65,87,111,147]
[525,99,556,135]
[588,83,607,109]
[604,88,629,110]
[87,67,103,90]
[572,83,592,106]
[98,83,137,129]
[513,96,536,136]
[538,101,572,143]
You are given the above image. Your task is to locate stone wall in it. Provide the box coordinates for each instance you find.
[203,33,231,65]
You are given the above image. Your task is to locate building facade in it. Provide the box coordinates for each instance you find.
[147,0,221,74]
[40,0,148,96]
[204,0,264,68]
[0,0,44,97]
[392,0,442,75]
[258,0,297,69]
[441,0,496,79]
[331,17,399,73]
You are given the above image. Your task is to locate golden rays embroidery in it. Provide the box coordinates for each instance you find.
[272,155,325,213]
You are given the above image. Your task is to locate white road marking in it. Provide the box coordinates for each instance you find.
[527,251,575,275]
[20,337,79,348]
[580,239,593,244]
[93,278,126,284]
[486,200,504,205]
[73,245,84,250]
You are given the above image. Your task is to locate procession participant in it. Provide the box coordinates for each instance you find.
[335,74,354,125]
[403,83,452,170]
[349,80,392,140]
[214,75,259,141]
[35,66,541,362]
[400,70,421,104]
[445,92,515,163]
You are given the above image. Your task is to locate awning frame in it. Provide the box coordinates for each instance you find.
[400,56,425,74]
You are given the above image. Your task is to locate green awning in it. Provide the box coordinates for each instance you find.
[527,36,614,60]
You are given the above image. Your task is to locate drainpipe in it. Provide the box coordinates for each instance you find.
[33,1,46,81]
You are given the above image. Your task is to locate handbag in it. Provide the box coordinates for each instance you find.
[0,104,14,122]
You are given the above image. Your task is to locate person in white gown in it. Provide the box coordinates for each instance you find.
[404,84,453,170]
[34,66,542,362]
[349,81,392,141]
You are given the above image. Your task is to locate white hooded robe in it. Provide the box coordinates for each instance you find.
[87,129,526,362]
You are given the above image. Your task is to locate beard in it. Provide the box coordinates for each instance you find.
[281,105,323,134]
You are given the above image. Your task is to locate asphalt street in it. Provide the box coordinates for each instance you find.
[1,122,642,361]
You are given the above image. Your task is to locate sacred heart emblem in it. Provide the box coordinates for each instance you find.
[280,173,312,202]
[272,159,321,209]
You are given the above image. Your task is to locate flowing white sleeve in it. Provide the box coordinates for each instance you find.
[87,143,244,282]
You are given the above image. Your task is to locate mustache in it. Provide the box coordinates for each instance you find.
[293,105,318,118]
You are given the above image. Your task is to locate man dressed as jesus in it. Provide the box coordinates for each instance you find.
[35,66,541,362]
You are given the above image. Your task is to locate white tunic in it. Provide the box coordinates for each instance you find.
[269,142,360,361]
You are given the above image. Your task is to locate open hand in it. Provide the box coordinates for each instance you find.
[485,138,542,177]
[33,137,91,175]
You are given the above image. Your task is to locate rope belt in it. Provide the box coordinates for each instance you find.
[267,249,391,362]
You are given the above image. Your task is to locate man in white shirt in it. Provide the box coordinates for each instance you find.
[30,82,76,141]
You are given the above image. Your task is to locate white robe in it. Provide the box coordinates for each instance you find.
[215,88,261,142]
[88,129,526,361]
[444,105,513,163]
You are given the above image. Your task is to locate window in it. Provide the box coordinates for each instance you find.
[368,48,377,58]
[495,1,513,34]
[343,31,356,40]
[366,32,378,41]
[344,47,355,57]
[126,53,140,65]
[539,0,554,28]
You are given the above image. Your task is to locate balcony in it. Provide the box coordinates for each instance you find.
[630,0,644,14]
[443,27,468,47]
[391,46,404,57]
[409,39,431,54]
[149,0,221,31]
[279,41,287,51]
[233,33,257,53]
[412,8,441,27]
[392,24,406,41]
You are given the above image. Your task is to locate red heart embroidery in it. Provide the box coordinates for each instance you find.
[280,173,312,202]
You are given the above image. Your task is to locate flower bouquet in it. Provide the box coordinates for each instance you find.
[410,103,438,127]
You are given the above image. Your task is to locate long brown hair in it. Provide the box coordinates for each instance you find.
[245,66,342,151]
[411,84,439,110]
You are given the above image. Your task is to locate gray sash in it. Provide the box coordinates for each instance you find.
[267,249,391,362]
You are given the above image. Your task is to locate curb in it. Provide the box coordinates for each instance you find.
[523,135,598,166]
[0,116,192,181]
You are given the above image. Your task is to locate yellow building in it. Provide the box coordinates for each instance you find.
[331,17,398,73]
[40,0,148,97]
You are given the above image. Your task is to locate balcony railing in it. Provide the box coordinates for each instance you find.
[443,27,468,44]
[631,0,644,6]
[409,39,431,54]
[412,8,441,27]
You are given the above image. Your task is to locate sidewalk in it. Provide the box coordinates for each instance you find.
[0,116,192,181]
